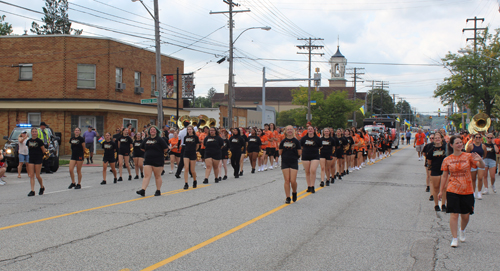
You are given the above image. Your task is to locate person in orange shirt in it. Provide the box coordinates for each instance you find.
[270,124,280,168]
[257,128,269,172]
[414,128,426,161]
[439,135,485,248]
[198,126,209,167]
[168,131,181,174]
[263,124,275,170]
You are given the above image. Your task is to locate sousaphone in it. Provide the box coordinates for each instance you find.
[466,112,491,150]
[177,115,191,129]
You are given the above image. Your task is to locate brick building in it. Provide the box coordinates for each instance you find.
[0,35,188,155]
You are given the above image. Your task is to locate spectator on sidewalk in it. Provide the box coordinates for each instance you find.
[17,131,29,178]
[83,126,99,164]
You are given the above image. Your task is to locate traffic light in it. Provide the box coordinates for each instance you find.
[438,108,441,117]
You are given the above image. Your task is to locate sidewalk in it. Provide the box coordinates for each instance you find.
[59,155,171,167]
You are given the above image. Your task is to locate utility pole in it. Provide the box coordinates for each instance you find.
[463,17,486,53]
[297,38,324,123]
[210,1,250,128]
[346,67,364,127]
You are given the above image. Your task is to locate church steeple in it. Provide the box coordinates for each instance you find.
[329,42,347,87]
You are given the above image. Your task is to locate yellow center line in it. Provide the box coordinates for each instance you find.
[0,185,210,232]
[141,187,322,271]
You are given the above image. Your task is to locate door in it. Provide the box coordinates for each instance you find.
[79,116,96,153]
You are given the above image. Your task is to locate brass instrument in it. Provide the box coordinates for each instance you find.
[196,151,202,160]
[177,115,191,130]
[130,147,133,153]
[83,148,90,159]
[191,117,200,127]
[468,112,491,134]
[228,150,232,159]
[198,115,209,128]
[343,143,350,151]
[208,118,217,128]
[258,149,264,157]
[245,152,248,158]
[43,150,50,160]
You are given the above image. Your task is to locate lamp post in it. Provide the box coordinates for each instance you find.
[132,0,163,126]
[228,26,271,128]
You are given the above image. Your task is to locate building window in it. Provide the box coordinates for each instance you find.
[151,75,155,96]
[77,64,96,89]
[19,64,33,81]
[116,68,123,83]
[123,118,138,130]
[28,113,41,126]
[223,117,228,128]
[134,72,141,87]
[150,119,156,126]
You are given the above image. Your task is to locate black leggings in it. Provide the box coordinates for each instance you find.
[230,150,241,177]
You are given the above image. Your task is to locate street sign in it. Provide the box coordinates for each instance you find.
[141,98,157,104]
[310,100,316,105]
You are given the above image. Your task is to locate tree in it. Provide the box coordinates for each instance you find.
[31,0,82,35]
[434,27,500,116]
[395,100,415,121]
[366,89,395,116]
[207,87,217,100]
[192,96,211,108]
[277,108,306,127]
[290,87,362,128]
[0,15,13,35]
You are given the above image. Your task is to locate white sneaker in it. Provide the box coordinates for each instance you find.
[356,167,360,170]
[269,166,273,170]
[0,178,5,185]
[482,188,489,195]
[169,171,173,174]
[451,238,458,247]
[264,166,268,171]
[459,230,466,242]
[477,192,482,200]
[492,184,497,193]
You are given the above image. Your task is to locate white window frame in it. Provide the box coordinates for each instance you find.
[151,74,156,96]
[19,64,33,81]
[123,118,138,130]
[77,64,96,89]
[28,112,41,126]
[116,67,123,83]
[134,72,141,87]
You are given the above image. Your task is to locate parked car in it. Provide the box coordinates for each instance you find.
[2,124,60,172]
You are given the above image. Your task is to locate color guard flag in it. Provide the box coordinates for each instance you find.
[404,119,411,127]
[98,136,104,144]
[359,105,365,116]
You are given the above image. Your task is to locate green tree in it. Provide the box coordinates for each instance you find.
[193,96,211,108]
[366,89,395,116]
[0,15,13,35]
[31,0,82,35]
[277,108,307,127]
[207,87,217,100]
[434,27,500,116]
[395,100,415,121]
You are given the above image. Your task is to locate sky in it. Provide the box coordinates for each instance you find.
[2,0,500,117]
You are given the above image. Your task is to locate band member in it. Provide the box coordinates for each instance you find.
[344,129,354,175]
[183,125,200,188]
[168,131,181,174]
[117,128,133,181]
[328,128,338,183]
[239,127,248,176]
[336,129,346,179]
[263,123,275,170]
[68,127,85,189]
[273,126,283,168]
[258,128,269,172]
[37,122,52,174]
[26,128,46,196]
[175,120,197,179]
[280,125,302,204]
[466,133,487,199]
[198,126,209,168]
[219,129,230,180]
[136,126,169,197]
[133,133,144,179]
[101,133,117,184]
[229,128,246,178]
[203,127,224,183]
[426,132,447,211]
[319,128,335,187]
[483,133,498,194]
[246,127,262,173]
[301,126,322,193]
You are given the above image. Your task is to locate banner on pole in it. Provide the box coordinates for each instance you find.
[182,74,195,98]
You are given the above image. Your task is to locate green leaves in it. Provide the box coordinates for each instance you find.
[0,15,13,36]
[31,0,82,35]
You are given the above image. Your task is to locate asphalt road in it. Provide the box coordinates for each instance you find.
[0,146,499,271]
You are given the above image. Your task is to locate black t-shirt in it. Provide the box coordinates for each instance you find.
[300,134,322,157]
[221,138,229,154]
[423,142,434,157]
[113,133,121,142]
[204,135,224,153]
[118,135,133,153]
[183,134,200,153]
[320,137,335,155]
[70,136,85,157]
[484,143,497,160]
[280,137,301,162]
[26,138,44,159]
[101,140,116,160]
[140,136,168,163]
[133,139,144,156]
[246,135,262,152]
[229,135,245,152]
[425,144,446,172]
[346,136,354,151]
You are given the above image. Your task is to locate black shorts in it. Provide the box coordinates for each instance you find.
[119,150,129,156]
[320,152,333,160]
[103,157,116,163]
[144,160,164,167]
[345,150,352,156]
[184,151,197,161]
[171,152,181,157]
[266,148,275,156]
[446,192,475,214]
[362,150,368,157]
[133,151,144,158]
[336,150,344,159]
[222,151,228,159]
[281,160,298,170]
[71,154,84,161]
[199,149,205,159]
[205,150,221,160]
[430,170,443,176]
[29,157,43,165]
[301,154,320,161]
[247,147,260,154]
[274,151,279,158]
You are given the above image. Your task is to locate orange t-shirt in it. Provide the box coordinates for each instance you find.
[441,152,477,195]
[494,138,500,149]
[264,130,273,148]
[198,133,207,149]
[168,138,181,153]
[272,130,279,149]
[353,135,360,151]
[260,135,269,149]
[415,132,426,146]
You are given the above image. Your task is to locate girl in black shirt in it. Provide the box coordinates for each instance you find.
[183,125,200,189]
[246,127,262,174]
[133,133,144,180]
[336,129,347,180]
[328,128,339,184]
[279,125,302,204]
[319,128,335,187]
[136,126,169,197]
[229,128,245,178]
[203,127,224,183]
[425,132,448,212]
[101,133,117,185]
[26,128,46,197]
[344,129,355,174]
[68,127,85,189]
[300,126,322,193]
[219,129,230,180]
[239,127,248,176]
[117,128,133,181]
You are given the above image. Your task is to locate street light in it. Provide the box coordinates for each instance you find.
[228,26,271,128]
[132,0,163,127]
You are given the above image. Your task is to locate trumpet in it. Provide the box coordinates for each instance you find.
[258,149,264,157]
[130,147,133,153]
[343,144,350,151]
[228,150,232,159]
[43,150,50,160]
[196,151,202,160]
[83,148,90,159]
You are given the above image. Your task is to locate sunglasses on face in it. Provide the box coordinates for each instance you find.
[487,137,493,139]
[475,136,482,139]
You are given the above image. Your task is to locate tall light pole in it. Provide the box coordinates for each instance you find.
[133,0,163,126]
